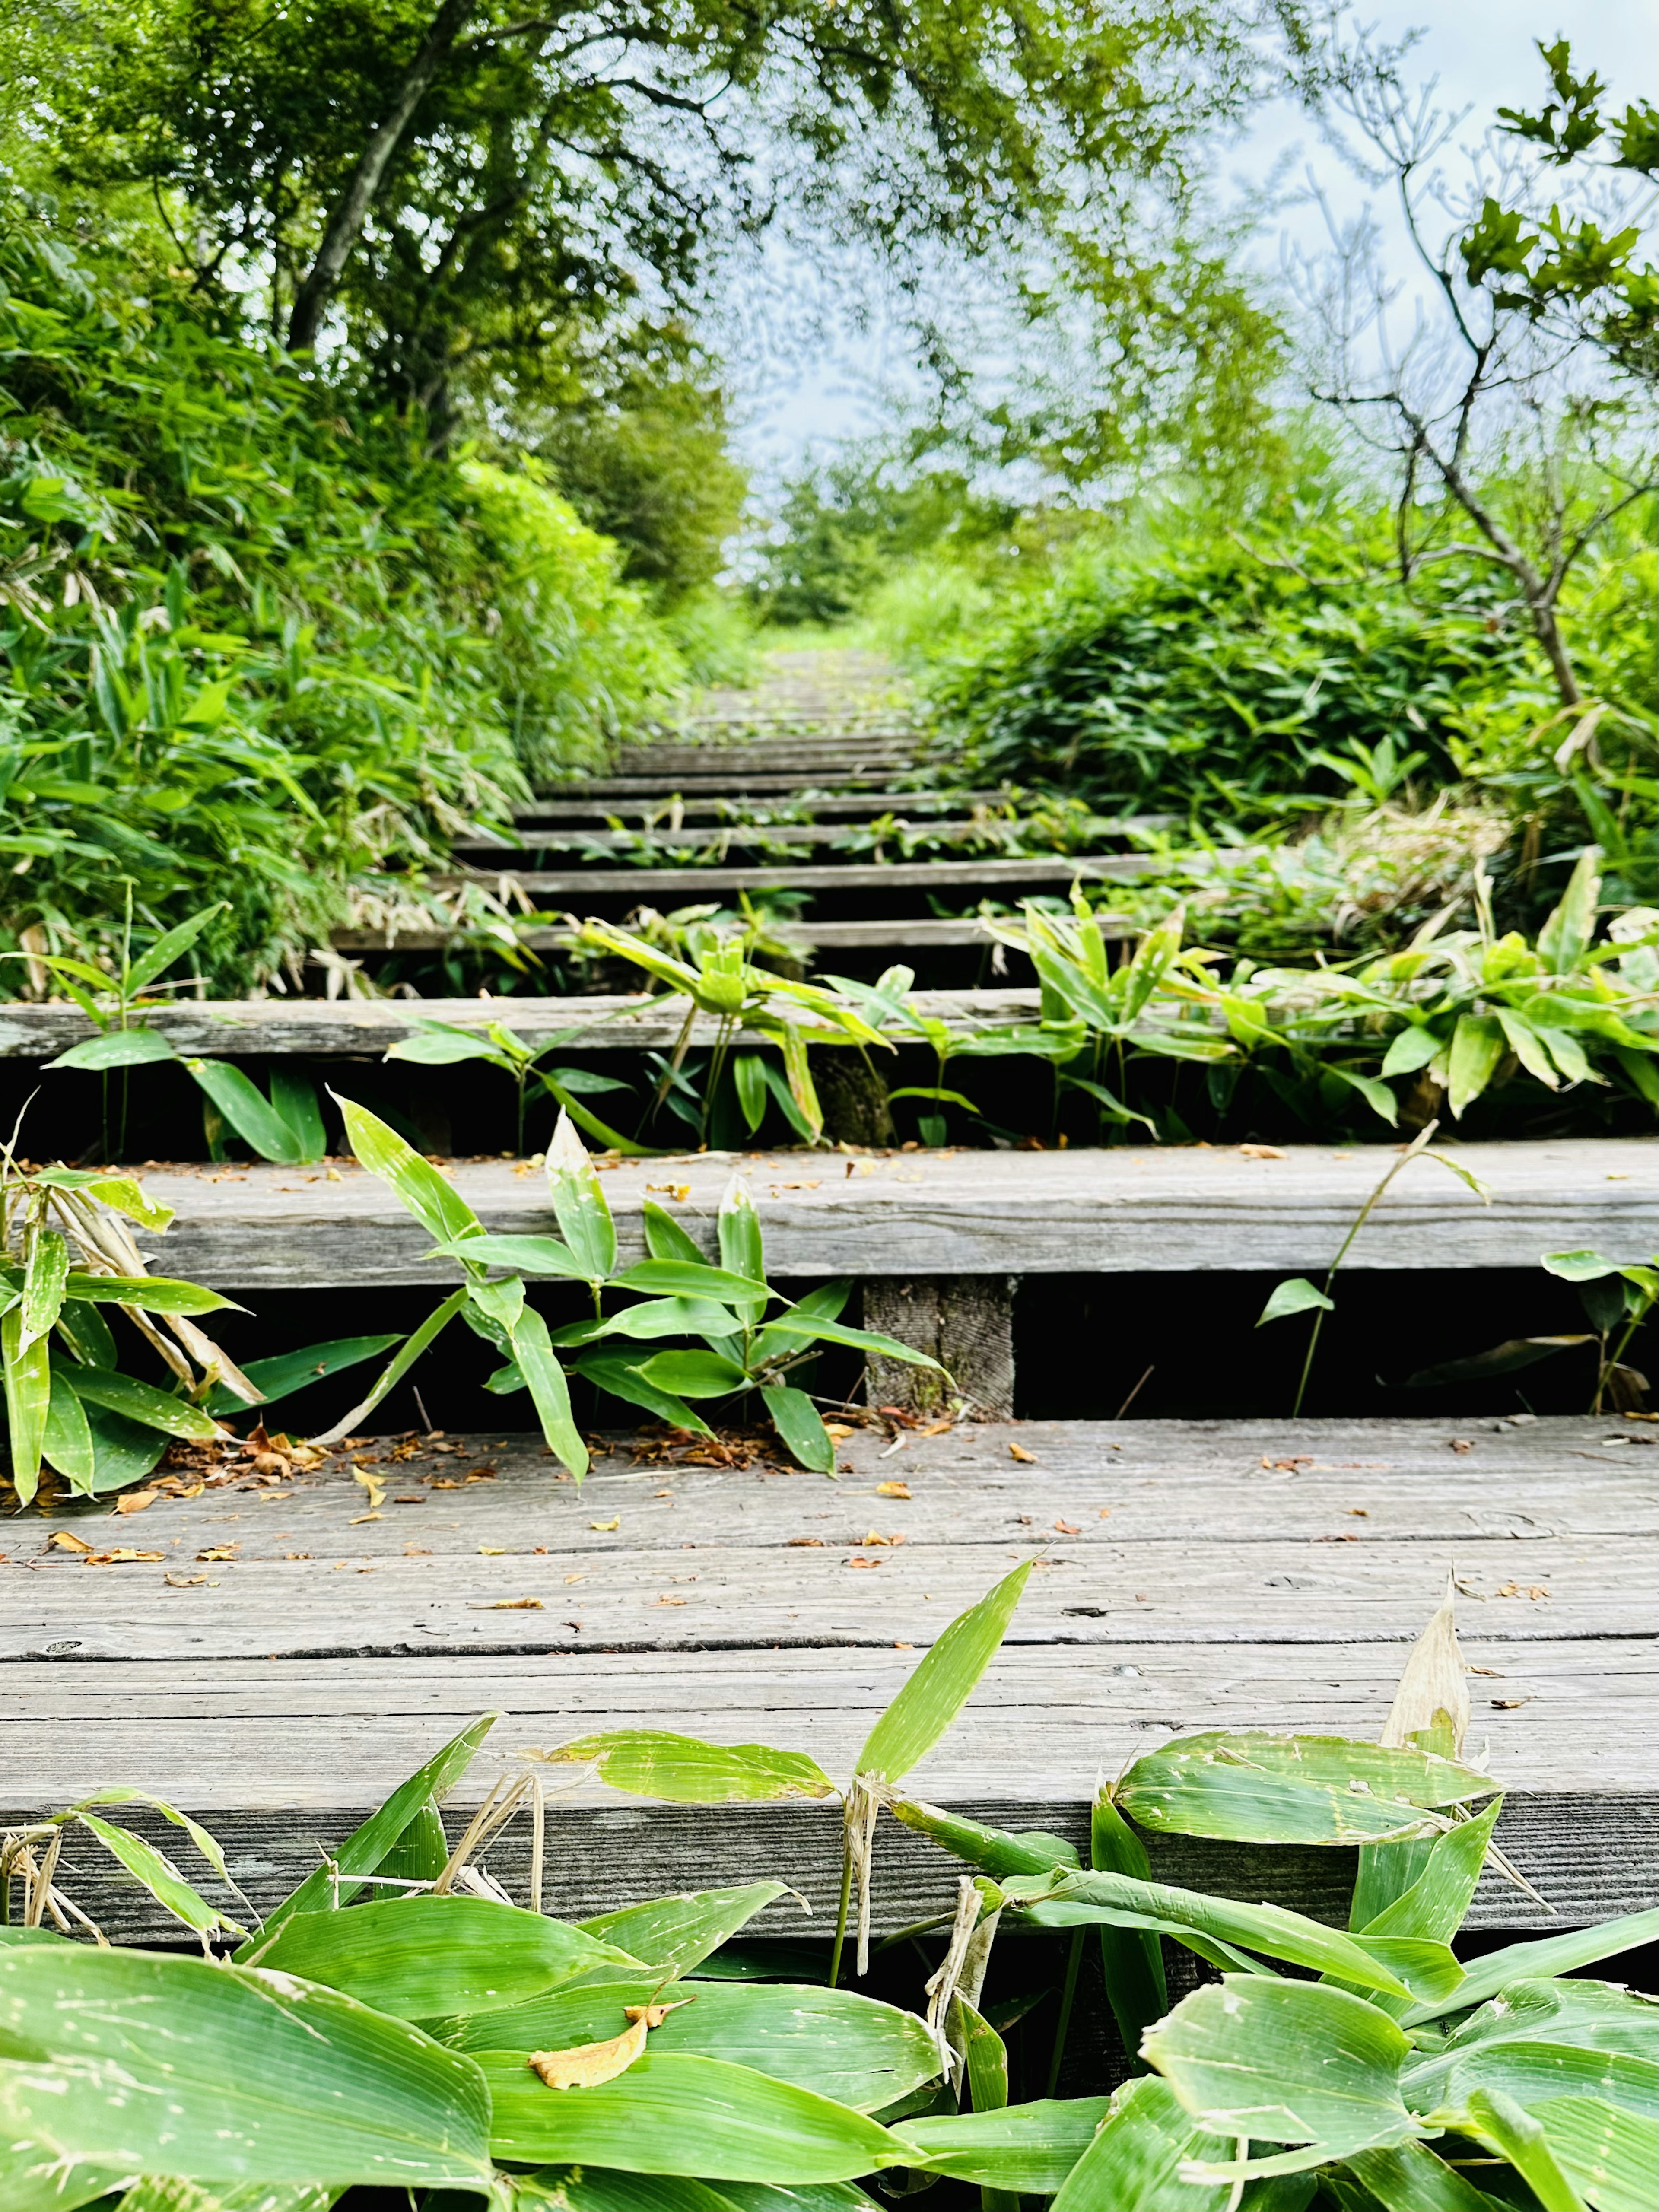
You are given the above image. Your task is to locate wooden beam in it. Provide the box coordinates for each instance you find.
[445,854,1197,896]
[864,1276,1017,1419]
[330,918,1125,954]
[514,791,1015,825]
[4,1417,1652,1940]
[110,1140,1656,1288]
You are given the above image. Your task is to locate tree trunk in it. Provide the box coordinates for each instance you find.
[287,0,474,356]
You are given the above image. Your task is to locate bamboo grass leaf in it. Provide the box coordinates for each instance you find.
[1460,2088,1587,2211]
[1257,1279,1334,1326]
[643,1200,706,1265]
[59,1365,225,1440]
[856,1562,1032,1785]
[1529,2097,1659,2212]
[1050,2075,1236,2212]
[1114,1732,1494,1846]
[508,1303,588,1479]
[2,1305,51,1501]
[334,1094,485,1255]
[578,1883,791,1975]
[202,1334,403,1415]
[185,1061,307,1165]
[540,1732,834,1804]
[1091,1791,1168,2064]
[1400,1912,1659,2028]
[41,1360,95,1489]
[48,1030,176,1071]
[546,1112,617,1280]
[761,1383,834,1471]
[305,1288,469,1448]
[73,1813,244,1939]
[899,2098,1113,2192]
[19,1232,69,1351]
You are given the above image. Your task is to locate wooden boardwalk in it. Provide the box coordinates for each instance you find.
[5,1417,1654,1944]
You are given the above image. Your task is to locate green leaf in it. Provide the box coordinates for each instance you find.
[1428,2042,1658,2125]
[578,1883,790,1975]
[185,1061,306,1166]
[717,1177,767,1324]
[20,1233,69,1352]
[480,2049,905,2181]
[570,1352,712,1436]
[509,1304,588,1481]
[1379,1025,1443,1079]
[1462,2088,1587,2211]
[1447,1015,1506,1118]
[385,1027,503,1067]
[856,1560,1031,1784]
[74,1812,243,1939]
[546,1112,618,1279]
[643,1200,706,1265]
[48,1029,177,1072]
[1406,1336,1593,1389]
[1091,1792,1167,2064]
[762,1383,834,1471]
[1327,1065,1400,1125]
[636,1348,750,1398]
[1542,1249,1624,1283]
[1401,1911,1659,2027]
[1334,2139,1503,2211]
[1145,1977,1424,2178]
[2,1306,50,1502]
[579,1296,748,1343]
[270,1065,326,1163]
[114,2181,338,2211]
[237,1712,498,1961]
[1114,1733,1497,1846]
[124,905,226,995]
[734,1051,769,1134]
[1538,848,1601,975]
[34,1170,174,1233]
[1355,1801,1503,1946]
[758,1314,945,1367]
[1532,2097,1658,2212]
[546,1731,835,1804]
[0,1945,493,2191]
[59,1363,222,1440]
[52,1298,117,1367]
[78,1398,168,1492]
[203,1335,403,1415]
[252,1897,642,2018]
[41,1362,95,1490]
[1433,1980,1658,2065]
[486,2172,735,2211]
[538,1074,654,1156]
[60,1273,238,1315]
[900,2098,1113,2192]
[73,1789,240,1900]
[1257,1278,1334,1326]
[305,1288,469,1449]
[1051,2075,1235,2212]
[453,1980,942,2113]
[612,1260,772,1305]
[426,1233,587,1277]
[335,1095,484,1256]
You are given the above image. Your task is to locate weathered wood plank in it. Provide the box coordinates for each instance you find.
[0,989,1042,1060]
[459,815,1158,856]
[864,1277,1016,1418]
[445,854,1194,896]
[110,1140,1657,1287]
[515,790,1013,825]
[333,917,1125,953]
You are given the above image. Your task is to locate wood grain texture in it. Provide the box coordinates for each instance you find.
[0,989,1042,1060]
[2,1417,1653,1939]
[864,1277,1017,1418]
[333,917,1130,953]
[109,1139,1658,1287]
[514,791,1013,825]
[444,854,1195,895]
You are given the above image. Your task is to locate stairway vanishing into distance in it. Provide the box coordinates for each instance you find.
[334,646,1164,985]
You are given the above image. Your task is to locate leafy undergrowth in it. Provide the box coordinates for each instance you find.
[3,1579,1654,2210]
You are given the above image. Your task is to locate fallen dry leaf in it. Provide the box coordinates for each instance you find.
[49,1531,95,1554]
[876,1481,911,1499]
[1495,1581,1550,1600]
[589,1517,620,1532]
[1449,1438,1474,1454]
[788,1536,824,1547]
[114,1490,158,1516]
[1054,1518,1080,1535]
[163,1573,207,1588]
[93,1548,167,1564]
[894,1640,914,1650]
[656,1595,687,1606]
[1491,1697,1534,1710]
[478,1545,508,1556]
[353,1467,387,1510]
[1239,1143,1285,1159]
[479,1597,544,1610]
[848,1556,880,1569]
[196,1545,239,1563]
[824,1423,857,1440]
[529,1997,693,2090]
[1007,1443,1036,1464]
[1381,1577,1469,1756]
[645,1182,691,1202]
[563,1572,585,1584]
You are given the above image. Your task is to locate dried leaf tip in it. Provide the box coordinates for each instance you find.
[1380,1573,1470,1759]
[528,1996,693,2088]
[546,1109,589,1176]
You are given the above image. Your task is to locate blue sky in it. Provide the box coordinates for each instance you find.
[725,1,1655,477]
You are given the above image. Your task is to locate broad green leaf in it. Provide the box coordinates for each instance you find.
[454,1980,941,2112]
[537,1074,654,1156]
[60,1365,223,1440]
[1430,2044,1658,2123]
[74,1813,243,1939]
[269,1066,326,1163]
[546,1112,617,1280]
[1257,1278,1333,1326]
[237,1712,498,1959]
[79,1398,168,1492]
[762,1383,834,1472]
[305,1288,469,1449]
[203,1335,402,1415]
[0,1945,493,2190]
[48,1029,176,1071]
[1538,849,1601,976]
[1379,1025,1443,1079]
[2,1305,50,1502]
[385,1027,503,1067]
[34,1170,173,1233]
[1434,1981,1658,2064]
[1146,1977,1424,2178]
[900,2098,1112,2192]
[497,2172,734,2211]
[571,1351,713,1436]
[73,1789,240,1897]
[114,2180,337,2211]
[52,1298,118,1367]
[427,1233,586,1277]
[185,1061,306,1166]
[253,1897,642,2018]
[1532,2097,1659,2212]
[888,1800,1081,1882]
[612,1260,772,1305]
[950,1992,1007,2120]
[1446,1015,1505,1118]
[20,1233,69,1351]
[1462,2088,1586,2211]
[1091,1791,1167,2063]
[734,1050,769,1133]
[581,1296,747,1342]
[60,1274,238,1315]
[997,1865,1424,1998]
[335,1095,484,1256]
[758,1314,944,1367]
[124,906,226,995]
[1498,1007,1564,1089]
[1051,2075,1235,2212]
[579,1882,790,1974]
[1401,1911,1659,2027]
[509,1304,588,1480]
[1405,1336,1592,1389]
[547,1731,834,1804]
[377,1799,451,1888]
[480,2049,904,2181]
[1114,1733,1496,1846]
[1327,1065,1400,1125]
[1354,1801,1503,1947]
[1334,2139,1502,2210]
[856,1561,1031,1784]
[469,1275,526,1331]
[643,1200,706,1265]
[636,1348,749,1398]
[1542,1249,1623,1283]
[41,1363,95,1490]
[717,1177,767,1324]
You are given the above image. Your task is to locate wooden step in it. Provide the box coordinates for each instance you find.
[455,816,1155,859]
[97,1141,1654,1289]
[330,915,1122,955]
[445,853,1188,897]
[515,790,1013,826]
[6,1416,1651,1942]
[550,772,912,798]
